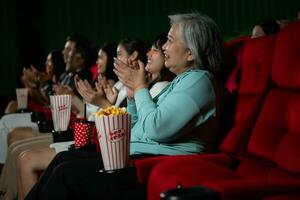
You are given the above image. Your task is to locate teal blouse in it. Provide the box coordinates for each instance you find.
[128,68,216,155]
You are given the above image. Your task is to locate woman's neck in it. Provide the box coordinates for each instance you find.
[151,73,159,81]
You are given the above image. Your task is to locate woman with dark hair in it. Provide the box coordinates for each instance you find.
[147,33,175,85]
[5,50,65,112]
[47,51,65,82]
[40,51,65,101]
[118,38,148,65]
[84,42,119,120]
[251,19,281,38]
[96,42,119,84]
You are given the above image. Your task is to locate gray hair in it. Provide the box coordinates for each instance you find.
[169,12,223,73]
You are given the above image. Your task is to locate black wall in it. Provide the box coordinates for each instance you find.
[0,0,299,96]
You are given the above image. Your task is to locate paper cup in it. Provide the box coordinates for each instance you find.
[50,95,72,132]
[74,120,95,148]
[95,114,131,171]
[16,88,28,109]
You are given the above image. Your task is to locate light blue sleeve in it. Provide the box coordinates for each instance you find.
[134,73,215,142]
[126,98,138,127]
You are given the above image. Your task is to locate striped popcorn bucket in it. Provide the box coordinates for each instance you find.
[16,88,28,109]
[50,95,72,131]
[95,114,131,171]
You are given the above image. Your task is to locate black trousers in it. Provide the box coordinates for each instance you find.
[25,151,155,200]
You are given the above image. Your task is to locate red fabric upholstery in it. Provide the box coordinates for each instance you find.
[148,156,241,200]
[28,99,53,122]
[133,156,171,184]
[247,90,300,173]
[223,35,250,93]
[146,21,300,200]
[220,35,275,157]
[272,20,300,89]
[134,153,231,185]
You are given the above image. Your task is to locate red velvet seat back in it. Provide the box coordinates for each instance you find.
[220,36,276,157]
[238,20,300,178]
[222,35,250,93]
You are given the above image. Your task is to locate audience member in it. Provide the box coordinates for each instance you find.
[251,19,281,38]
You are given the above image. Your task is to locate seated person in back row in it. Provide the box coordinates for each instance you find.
[251,19,281,38]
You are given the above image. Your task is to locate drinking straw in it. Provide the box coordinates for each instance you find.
[84,103,87,120]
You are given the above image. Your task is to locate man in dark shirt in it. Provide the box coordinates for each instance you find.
[54,34,93,95]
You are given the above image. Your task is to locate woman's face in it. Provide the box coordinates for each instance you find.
[45,53,54,74]
[96,49,108,74]
[162,24,193,75]
[145,45,165,79]
[251,25,265,38]
[116,44,130,64]
[62,41,76,64]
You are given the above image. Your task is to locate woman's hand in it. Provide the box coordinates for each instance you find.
[100,75,119,104]
[113,58,148,93]
[74,75,111,108]
[52,84,74,95]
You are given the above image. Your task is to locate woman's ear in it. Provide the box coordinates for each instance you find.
[130,51,138,61]
[186,49,195,62]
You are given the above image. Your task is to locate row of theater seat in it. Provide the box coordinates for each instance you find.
[132,19,300,200]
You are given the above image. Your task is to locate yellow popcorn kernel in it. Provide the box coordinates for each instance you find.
[94,106,128,116]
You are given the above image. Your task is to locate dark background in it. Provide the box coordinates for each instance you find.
[0,0,299,98]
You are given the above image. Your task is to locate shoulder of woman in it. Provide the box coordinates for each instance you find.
[178,69,211,82]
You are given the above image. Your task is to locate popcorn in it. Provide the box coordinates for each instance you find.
[94,106,127,116]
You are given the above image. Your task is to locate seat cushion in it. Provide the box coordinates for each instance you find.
[147,157,240,200]
[248,90,300,173]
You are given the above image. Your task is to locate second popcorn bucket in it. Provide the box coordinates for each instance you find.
[50,95,73,142]
[95,106,131,171]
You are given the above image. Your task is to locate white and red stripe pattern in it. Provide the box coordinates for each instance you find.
[95,114,131,171]
[50,95,72,131]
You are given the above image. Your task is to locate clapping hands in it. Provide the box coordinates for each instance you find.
[74,74,118,107]
[74,75,104,105]
[113,58,148,93]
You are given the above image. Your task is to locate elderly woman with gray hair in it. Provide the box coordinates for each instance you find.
[25,12,223,200]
